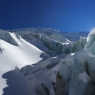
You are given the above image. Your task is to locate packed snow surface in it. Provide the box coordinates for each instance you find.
[0,32,43,95]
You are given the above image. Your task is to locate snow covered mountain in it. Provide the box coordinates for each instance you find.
[11,27,89,42]
[0,27,93,95]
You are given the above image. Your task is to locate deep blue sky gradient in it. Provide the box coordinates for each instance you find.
[0,0,95,31]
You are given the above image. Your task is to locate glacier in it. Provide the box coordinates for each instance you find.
[0,27,95,95]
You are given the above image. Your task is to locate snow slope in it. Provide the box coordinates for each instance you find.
[0,32,43,95]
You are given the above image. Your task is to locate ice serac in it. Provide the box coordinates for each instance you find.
[83,28,95,83]
[57,28,95,95]
[62,36,87,54]
[20,56,63,95]
[58,52,91,95]
[84,28,95,50]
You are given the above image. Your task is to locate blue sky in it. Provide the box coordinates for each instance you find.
[0,0,95,31]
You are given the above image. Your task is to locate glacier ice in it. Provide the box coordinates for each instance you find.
[0,28,95,95]
[84,28,95,50]
[17,28,95,95]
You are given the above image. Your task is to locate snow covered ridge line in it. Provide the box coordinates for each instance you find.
[0,28,87,55]
[11,29,87,55]
[11,27,89,42]
[11,27,60,34]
